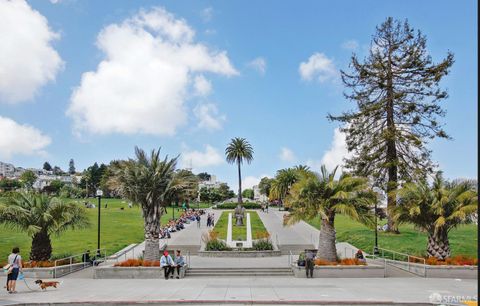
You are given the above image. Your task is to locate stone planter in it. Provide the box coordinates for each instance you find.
[93,265,188,279]
[387,259,478,279]
[1,262,89,279]
[198,250,282,257]
[291,264,385,278]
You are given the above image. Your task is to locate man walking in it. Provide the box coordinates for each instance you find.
[196,214,201,228]
[305,249,315,278]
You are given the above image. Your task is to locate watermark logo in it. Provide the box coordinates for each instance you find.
[429,292,478,305]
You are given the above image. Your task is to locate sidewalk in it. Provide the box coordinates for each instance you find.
[0,276,476,305]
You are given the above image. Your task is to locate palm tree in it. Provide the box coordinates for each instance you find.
[0,193,90,261]
[164,169,199,207]
[270,168,299,207]
[393,172,477,260]
[225,138,254,204]
[111,147,178,261]
[286,165,376,262]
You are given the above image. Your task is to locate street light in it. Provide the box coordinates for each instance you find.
[96,189,103,256]
[372,187,381,255]
[172,202,175,220]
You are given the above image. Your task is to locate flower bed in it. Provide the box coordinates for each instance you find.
[114,259,160,267]
[424,255,477,266]
[313,258,367,266]
[215,203,261,209]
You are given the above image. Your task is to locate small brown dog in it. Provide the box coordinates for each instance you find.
[35,280,60,290]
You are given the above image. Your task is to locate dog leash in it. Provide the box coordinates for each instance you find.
[18,274,40,292]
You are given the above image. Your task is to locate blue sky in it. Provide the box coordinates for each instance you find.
[0,0,477,189]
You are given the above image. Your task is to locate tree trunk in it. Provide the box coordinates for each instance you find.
[385,42,399,234]
[143,206,161,261]
[317,214,337,262]
[237,159,243,204]
[30,229,52,261]
[427,228,450,260]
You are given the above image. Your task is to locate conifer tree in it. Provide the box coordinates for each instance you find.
[328,18,454,232]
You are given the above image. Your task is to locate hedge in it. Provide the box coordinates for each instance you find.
[214,202,262,209]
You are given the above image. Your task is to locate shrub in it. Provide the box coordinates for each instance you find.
[202,229,231,251]
[205,239,231,251]
[215,203,261,209]
[425,255,477,266]
[113,259,160,267]
[254,231,270,240]
[253,239,273,251]
[312,258,366,266]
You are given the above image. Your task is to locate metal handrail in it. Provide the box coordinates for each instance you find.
[375,247,426,277]
[53,248,106,278]
[365,254,387,278]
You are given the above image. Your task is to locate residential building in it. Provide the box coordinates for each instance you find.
[253,185,268,202]
[0,162,15,176]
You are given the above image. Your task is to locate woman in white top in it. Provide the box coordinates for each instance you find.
[7,247,22,293]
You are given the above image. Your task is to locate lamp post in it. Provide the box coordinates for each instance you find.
[374,200,379,255]
[96,189,103,256]
[172,202,175,220]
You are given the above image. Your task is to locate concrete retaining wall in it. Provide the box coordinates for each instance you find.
[387,260,478,279]
[1,262,88,279]
[93,265,187,279]
[292,264,385,278]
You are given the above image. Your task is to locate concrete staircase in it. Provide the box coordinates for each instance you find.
[185,267,293,277]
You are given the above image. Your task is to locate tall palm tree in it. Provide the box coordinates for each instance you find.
[0,193,90,261]
[393,172,477,260]
[111,147,178,261]
[164,169,199,207]
[269,168,299,207]
[225,138,254,204]
[286,166,376,262]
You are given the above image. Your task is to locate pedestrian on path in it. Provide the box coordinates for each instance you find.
[305,249,315,278]
[196,214,201,228]
[5,247,22,293]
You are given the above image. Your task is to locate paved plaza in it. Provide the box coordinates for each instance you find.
[0,276,477,305]
[1,208,477,305]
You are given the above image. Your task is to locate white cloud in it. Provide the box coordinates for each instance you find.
[201,7,213,22]
[67,7,237,136]
[193,75,212,96]
[181,145,224,169]
[243,174,272,189]
[321,128,351,171]
[306,128,351,174]
[50,0,60,3]
[299,52,339,83]
[248,57,266,75]
[341,39,359,51]
[279,147,296,162]
[0,0,64,104]
[193,103,225,130]
[0,116,51,159]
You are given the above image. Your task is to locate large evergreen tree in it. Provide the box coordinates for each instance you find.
[43,162,52,171]
[328,18,454,232]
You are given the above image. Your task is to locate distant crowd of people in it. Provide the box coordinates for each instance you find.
[160,209,205,239]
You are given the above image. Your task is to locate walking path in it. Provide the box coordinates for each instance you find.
[1,276,476,305]
[116,209,214,260]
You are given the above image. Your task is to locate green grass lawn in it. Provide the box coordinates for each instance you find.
[306,215,478,258]
[0,198,212,263]
[214,210,267,241]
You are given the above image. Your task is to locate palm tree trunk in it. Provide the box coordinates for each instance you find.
[427,227,450,260]
[237,159,242,204]
[317,214,337,262]
[30,229,52,261]
[143,207,161,261]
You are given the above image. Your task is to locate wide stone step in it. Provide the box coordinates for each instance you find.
[186,267,293,277]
